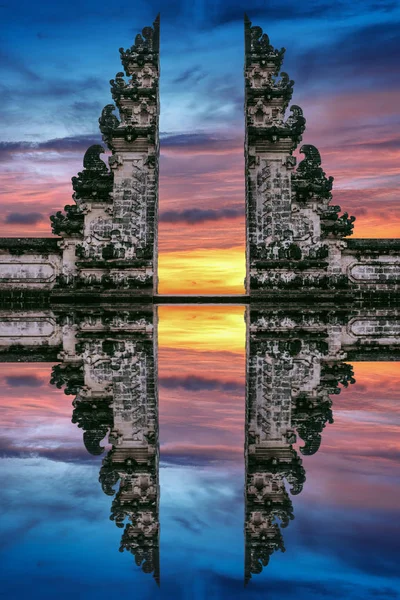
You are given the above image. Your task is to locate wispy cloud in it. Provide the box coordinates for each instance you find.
[160,207,243,224]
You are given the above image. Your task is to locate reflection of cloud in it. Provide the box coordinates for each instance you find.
[5,374,44,387]
[0,437,98,463]
[158,306,245,351]
[295,502,400,580]
[162,443,242,465]
[160,375,243,393]
[173,515,207,533]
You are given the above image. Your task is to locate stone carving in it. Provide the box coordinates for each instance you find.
[50,204,84,237]
[292,144,333,202]
[0,262,56,283]
[349,263,400,283]
[0,306,399,585]
[244,17,368,296]
[71,396,113,455]
[321,206,356,238]
[71,145,113,202]
[89,216,113,240]
[47,307,160,580]
[119,15,160,73]
[99,104,120,150]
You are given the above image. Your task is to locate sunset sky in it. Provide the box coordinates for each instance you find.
[0,0,400,293]
[0,306,399,598]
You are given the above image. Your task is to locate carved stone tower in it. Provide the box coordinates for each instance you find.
[102,15,160,292]
[244,15,366,296]
[49,16,160,296]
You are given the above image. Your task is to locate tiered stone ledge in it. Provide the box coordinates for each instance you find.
[0,238,61,254]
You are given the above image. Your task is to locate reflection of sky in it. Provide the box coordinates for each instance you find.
[1,1,399,292]
[0,306,400,598]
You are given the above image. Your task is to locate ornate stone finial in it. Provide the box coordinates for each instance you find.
[119,14,160,75]
[72,145,113,201]
[49,204,84,237]
[286,105,306,145]
[99,104,120,149]
[244,14,285,73]
[49,363,84,395]
[71,397,113,456]
[321,207,356,238]
[292,144,334,202]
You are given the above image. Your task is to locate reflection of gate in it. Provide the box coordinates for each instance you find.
[0,304,399,584]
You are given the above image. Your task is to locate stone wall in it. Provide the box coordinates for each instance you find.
[342,239,400,293]
[0,239,62,292]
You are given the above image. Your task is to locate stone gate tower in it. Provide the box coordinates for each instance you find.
[244,15,349,296]
[244,15,399,298]
[50,15,161,295]
[0,17,160,300]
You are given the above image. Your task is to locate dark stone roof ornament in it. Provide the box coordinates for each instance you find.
[285,105,306,145]
[293,395,334,456]
[119,14,160,73]
[49,363,84,395]
[72,144,113,202]
[71,397,114,456]
[292,144,334,202]
[49,204,84,237]
[321,207,356,238]
[244,13,285,72]
[110,72,140,102]
[99,104,120,150]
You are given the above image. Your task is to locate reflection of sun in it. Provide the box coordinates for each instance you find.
[158,246,245,295]
[158,305,245,353]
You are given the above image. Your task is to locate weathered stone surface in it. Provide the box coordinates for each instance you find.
[244,16,398,296]
[0,248,62,290]
[13,17,160,297]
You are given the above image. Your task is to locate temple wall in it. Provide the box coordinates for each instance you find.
[0,239,62,291]
[342,239,400,292]
[0,311,61,347]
